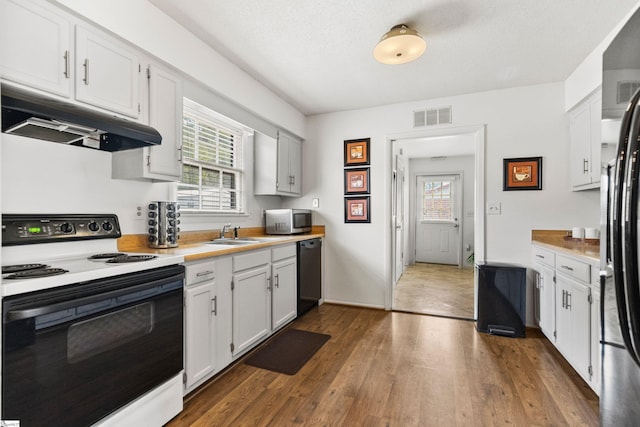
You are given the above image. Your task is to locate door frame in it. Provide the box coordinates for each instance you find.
[386,125,486,319]
[413,172,464,267]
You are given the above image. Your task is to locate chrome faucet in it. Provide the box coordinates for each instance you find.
[220,223,231,239]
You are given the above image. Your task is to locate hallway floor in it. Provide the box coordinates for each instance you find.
[393,262,474,319]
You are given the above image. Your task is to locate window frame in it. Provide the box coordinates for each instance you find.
[177,98,248,215]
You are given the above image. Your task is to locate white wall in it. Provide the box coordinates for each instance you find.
[408,155,475,266]
[298,82,600,309]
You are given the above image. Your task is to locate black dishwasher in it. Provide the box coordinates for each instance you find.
[297,238,322,316]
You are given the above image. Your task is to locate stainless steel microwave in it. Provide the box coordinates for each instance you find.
[265,209,312,234]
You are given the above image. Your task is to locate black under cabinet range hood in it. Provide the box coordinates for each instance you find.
[1,84,161,151]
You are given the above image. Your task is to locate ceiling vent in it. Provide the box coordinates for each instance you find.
[413,106,452,127]
[617,81,640,104]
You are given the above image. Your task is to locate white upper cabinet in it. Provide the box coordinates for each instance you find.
[254,131,302,197]
[112,63,183,181]
[569,90,601,190]
[0,0,72,97]
[74,25,141,118]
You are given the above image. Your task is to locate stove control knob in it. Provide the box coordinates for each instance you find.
[102,221,113,232]
[60,222,73,233]
[88,221,99,232]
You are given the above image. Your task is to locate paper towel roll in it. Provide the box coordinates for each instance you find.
[572,227,585,239]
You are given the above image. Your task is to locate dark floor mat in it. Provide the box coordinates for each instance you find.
[244,328,331,375]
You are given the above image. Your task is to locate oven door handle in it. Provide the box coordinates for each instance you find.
[5,274,183,322]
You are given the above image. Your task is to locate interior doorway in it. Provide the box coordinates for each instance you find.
[388,125,485,320]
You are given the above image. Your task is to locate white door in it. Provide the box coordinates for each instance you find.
[415,174,461,265]
[393,155,406,282]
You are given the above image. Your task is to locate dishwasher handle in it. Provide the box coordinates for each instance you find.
[299,238,321,249]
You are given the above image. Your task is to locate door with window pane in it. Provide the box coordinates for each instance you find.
[415,174,461,265]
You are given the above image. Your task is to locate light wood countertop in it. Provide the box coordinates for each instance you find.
[118,226,325,262]
[531,229,600,263]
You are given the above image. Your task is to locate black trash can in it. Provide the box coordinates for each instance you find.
[476,262,526,338]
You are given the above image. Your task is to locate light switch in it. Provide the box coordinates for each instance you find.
[487,202,501,215]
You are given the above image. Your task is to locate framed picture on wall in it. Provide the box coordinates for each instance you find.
[344,168,370,194]
[344,196,370,223]
[344,138,370,166]
[503,157,542,191]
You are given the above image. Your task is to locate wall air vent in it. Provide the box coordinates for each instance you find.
[413,106,452,128]
[617,81,640,104]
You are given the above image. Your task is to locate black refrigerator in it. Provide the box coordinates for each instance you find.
[601,5,640,425]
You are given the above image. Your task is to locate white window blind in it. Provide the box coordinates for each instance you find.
[421,180,453,221]
[178,98,244,213]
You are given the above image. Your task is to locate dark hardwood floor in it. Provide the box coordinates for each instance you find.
[167,304,598,426]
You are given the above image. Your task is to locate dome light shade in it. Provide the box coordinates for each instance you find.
[373,24,426,65]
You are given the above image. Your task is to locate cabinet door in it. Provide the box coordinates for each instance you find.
[590,287,601,395]
[276,135,291,193]
[589,92,602,185]
[555,274,573,358]
[185,280,216,389]
[288,138,302,195]
[75,25,140,118]
[272,257,297,331]
[232,265,270,357]
[570,280,591,381]
[536,262,556,340]
[148,64,183,178]
[0,0,72,97]
[570,100,592,188]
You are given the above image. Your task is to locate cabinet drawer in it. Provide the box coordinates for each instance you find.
[533,246,555,268]
[272,244,296,262]
[233,249,270,272]
[185,259,215,285]
[556,255,590,283]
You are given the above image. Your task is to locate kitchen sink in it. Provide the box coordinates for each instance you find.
[208,239,257,245]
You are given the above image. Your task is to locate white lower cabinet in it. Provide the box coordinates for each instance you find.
[184,244,299,391]
[271,245,297,331]
[532,245,600,395]
[231,250,271,358]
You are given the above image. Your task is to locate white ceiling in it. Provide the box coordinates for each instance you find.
[150,0,638,116]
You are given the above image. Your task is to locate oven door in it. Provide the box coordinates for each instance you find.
[2,264,184,427]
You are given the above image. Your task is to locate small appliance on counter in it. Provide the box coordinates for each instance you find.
[265,208,312,234]
[147,201,180,248]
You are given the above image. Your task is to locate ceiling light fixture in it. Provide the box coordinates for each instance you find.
[373,24,426,65]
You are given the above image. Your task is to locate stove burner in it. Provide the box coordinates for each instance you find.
[106,255,157,263]
[88,253,125,260]
[4,268,69,279]
[2,263,49,274]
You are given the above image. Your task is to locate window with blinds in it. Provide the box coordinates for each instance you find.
[177,98,244,213]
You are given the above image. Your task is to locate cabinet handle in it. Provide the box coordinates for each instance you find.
[267,277,271,291]
[566,292,572,310]
[63,50,70,79]
[211,296,217,316]
[560,265,574,272]
[583,159,589,174]
[83,58,89,85]
[177,146,183,162]
[535,254,544,259]
[196,270,214,277]
[274,274,279,288]
[562,290,566,309]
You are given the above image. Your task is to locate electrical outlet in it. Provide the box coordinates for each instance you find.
[312,198,320,208]
[135,205,144,220]
[487,202,501,215]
